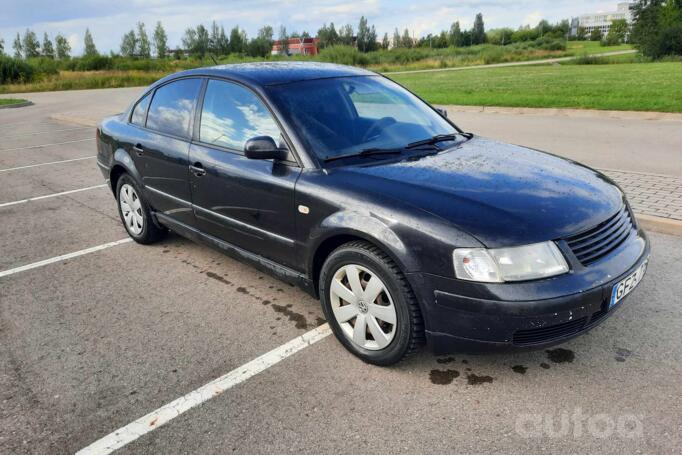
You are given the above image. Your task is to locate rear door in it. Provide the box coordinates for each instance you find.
[131,78,203,226]
[188,78,301,268]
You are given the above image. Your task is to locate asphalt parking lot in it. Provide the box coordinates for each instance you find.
[1,91,681,454]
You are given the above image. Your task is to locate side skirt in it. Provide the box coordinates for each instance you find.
[154,212,316,297]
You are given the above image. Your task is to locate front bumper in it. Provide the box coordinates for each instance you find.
[408,229,650,354]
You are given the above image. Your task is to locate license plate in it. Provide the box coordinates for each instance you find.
[610,261,647,309]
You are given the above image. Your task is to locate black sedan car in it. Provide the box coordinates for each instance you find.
[96,62,649,365]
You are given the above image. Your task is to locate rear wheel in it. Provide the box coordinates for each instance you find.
[319,241,423,365]
[115,174,166,244]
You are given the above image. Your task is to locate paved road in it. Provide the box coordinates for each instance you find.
[0,90,680,454]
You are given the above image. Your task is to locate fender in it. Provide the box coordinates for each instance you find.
[111,147,144,190]
[306,210,418,276]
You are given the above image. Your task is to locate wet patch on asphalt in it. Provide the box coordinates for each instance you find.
[546,348,575,363]
[511,365,527,374]
[429,369,460,385]
[466,373,494,385]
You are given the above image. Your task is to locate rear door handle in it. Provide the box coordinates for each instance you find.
[132,144,144,156]
[189,162,206,177]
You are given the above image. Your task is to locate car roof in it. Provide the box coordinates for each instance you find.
[155,62,377,88]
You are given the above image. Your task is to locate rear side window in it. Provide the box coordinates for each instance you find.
[146,78,202,138]
[130,93,150,126]
[199,79,281,151]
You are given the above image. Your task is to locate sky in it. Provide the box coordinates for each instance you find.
[1,0,625,55]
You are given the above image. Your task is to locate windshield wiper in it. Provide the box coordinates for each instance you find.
[323,147,404,163]
[406,132,472,149]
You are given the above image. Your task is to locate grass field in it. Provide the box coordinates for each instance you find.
[391,62,682,112]
[0,98,28,106]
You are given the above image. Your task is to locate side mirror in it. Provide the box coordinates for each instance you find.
[244,136,288,161]
[435,107,448,118]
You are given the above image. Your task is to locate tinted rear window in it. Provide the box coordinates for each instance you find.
[146,79,202,138]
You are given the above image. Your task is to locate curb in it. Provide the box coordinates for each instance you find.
[636,214,682,237]
[0,100,33,109]
[440,105,682,122]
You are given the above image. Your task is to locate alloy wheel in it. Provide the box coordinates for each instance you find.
[329,264,397,350]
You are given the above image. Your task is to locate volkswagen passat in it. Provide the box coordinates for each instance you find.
[96,63,649,365]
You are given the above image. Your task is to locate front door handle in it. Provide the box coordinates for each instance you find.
[189,162,206,177]
[132,144,144,156]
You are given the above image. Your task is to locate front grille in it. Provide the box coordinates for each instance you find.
[565,206,633,266]
[513,317,587,346]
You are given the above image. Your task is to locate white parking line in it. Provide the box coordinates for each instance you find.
[0,183,108,208]
[3,126,92,139]
[0,156,95,173]
[0,138,94,153]
[76,323,332,455]
[0,238,132,278]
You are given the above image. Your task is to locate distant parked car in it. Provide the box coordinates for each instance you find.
[96,62,649,365]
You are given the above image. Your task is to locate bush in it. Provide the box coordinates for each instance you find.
[319,46,369,66]
[26,57,60,76]
[0,56,35,84]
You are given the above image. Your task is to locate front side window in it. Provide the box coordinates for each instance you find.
[199,79,281,151]
[146,78,202,138]
[266,76,456,161]
[131,93,150,126]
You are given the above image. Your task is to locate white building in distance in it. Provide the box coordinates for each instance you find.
[570,2,634,37]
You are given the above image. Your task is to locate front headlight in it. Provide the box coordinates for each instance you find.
[453,241,569,283]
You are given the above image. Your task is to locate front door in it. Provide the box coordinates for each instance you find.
[189,79,301,268]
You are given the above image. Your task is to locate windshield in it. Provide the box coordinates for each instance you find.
[266,76,458,162]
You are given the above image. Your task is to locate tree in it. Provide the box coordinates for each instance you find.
[229,26,245,54]
[247,25,273,57]
[401,28,412,48]
[84,28,98,56]
[0,38,4,56]
[631,0,682,57]
[589,27,603,41]
[120,30,137,57]
[195,25,210,57]
[357,16,370,52]
[209,21,220,54]
[136,22,150,58]
[22,29,41,58]
[13,33,22,58]
[42,33,55,58]
[392,28,401,48]
[448,21,462,46]
[182,27,197,56]
[605,19,629,44]
[472,13,486,44]
[55,34,71,59]
[278,26,289,55]
[381,32,390,49]
[576,26,587,40]
[318,22,339,48]
[339,24,354,45]
[153,22,168,58]
[216,26,229,56]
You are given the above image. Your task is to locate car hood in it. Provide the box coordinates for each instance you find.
[337,136,624,247]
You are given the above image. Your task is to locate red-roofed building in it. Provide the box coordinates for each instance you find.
[272,37,320,56]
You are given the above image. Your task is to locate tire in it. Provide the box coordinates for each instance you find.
[319,240,424,366]
[115,174,166,244]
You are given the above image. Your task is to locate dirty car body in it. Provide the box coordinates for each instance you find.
[96,62,650,362]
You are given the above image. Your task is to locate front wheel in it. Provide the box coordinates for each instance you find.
[319,241,424,366]
[115,174,166,244]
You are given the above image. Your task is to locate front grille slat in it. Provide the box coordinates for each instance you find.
[570,212,627,253]
[565,205,633,266]
[573,217,630,259]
